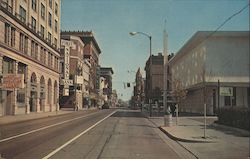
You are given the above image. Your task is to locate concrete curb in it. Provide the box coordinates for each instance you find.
[159,127,217,143]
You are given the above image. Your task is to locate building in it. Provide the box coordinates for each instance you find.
[100,67,113,105]
[61,31,101,108]
[0,0,61,116]
[99,76,108,106]
[59,34,91,110]
[132,68,144,109]
[168,31,250,115]
[144,53,164,106]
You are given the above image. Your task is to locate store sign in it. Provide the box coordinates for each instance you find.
[64,47,70,80]
[60,79,73,86]
[63,88,69,96]
[220,87,233,96]
[2,74,24,89]
[75,75,83,84]
[61,40,74,47]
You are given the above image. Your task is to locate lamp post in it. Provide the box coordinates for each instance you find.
[129,31,152,117]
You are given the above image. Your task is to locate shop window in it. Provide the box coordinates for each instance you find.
[17,91,25,103]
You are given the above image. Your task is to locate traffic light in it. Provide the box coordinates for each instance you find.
[127,83,130,87]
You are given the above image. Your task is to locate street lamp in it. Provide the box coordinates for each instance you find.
[129,31,152,117]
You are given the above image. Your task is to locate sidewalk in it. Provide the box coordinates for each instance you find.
[0,109,77,125]
[149,116,250,159]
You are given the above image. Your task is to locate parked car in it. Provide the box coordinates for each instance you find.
[102,103,110,109]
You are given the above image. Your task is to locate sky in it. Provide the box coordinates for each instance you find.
[61,0,249,101]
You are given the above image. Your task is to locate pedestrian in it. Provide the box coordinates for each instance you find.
[170,104,176,116]
[73,100,78,111]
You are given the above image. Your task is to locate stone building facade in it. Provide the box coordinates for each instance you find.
[0,0,60,116]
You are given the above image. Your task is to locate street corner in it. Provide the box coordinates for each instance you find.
[159,126,218,143]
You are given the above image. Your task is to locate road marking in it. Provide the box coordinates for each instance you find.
[42,110,117,159]
[0,111,102,143]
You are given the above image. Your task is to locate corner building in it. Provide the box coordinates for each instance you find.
[0,0,61,116]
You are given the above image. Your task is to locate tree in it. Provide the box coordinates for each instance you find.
[172,79,187,125]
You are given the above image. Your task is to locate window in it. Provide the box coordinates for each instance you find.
[17,92,25,103]
[35,43,38,60]
[55,2,58,15]
[48,12,52,27]
[55,20,58,32]
[3,57,14,74]
[18,62,27,83]
[49,0,52,8]
[48,32,51,43]
[19,33,24,52]
[48,52,52,67]
[19,6,26,23]
[31,16,36,30]
[40,25,45,38]
[40,47,44,63]
[31,0,36,11]
[11,27,15,47]
[4,23,10,45]
[54,38,57,48]
[41,3,45,19]
[31,41,35,58]
[24,36,28,54]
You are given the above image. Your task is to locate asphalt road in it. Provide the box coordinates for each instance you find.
[0,109,192,159]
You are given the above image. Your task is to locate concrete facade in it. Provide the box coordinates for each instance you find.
[0,0,60,116]
[168,31,250,115]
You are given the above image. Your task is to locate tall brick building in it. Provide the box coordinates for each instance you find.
[60,31,101,107]
[145,53,164,105]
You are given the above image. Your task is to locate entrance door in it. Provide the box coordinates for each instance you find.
[30,91,37,112]
[40,92,44,111]
[6,91,13,115]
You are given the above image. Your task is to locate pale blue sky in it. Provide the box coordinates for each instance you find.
[61,0,249,101]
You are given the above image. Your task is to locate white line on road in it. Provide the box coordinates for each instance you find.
[42,110,117,159]
[0,111,102,143]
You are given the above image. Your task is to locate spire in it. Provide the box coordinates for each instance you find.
[163,19,168,112]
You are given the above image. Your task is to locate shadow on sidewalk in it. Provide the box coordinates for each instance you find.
[207,124,250,137]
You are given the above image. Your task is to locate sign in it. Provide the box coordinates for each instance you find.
[64,47,70,79]
[2,74,24,89]
[60,79,73,86]
[63,88,69,96]
[75,75,83,84]
[220,87,233,96]
[61,39,74,47]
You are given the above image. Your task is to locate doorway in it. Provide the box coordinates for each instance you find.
[30,91,37,112]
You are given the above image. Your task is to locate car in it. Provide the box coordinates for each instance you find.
[102,103,110,109]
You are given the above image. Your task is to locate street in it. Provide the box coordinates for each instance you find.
[0,109,193,159]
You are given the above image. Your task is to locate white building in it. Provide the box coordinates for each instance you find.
[168,31,249,115]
